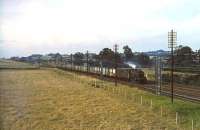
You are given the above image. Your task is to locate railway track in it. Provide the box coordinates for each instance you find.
[119,80,200,103]
[144,84,200,103]
[58,67,200,103]
[162,85,200,98]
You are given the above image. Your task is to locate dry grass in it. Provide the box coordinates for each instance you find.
[0,69,178,130]
[0,59,37,69]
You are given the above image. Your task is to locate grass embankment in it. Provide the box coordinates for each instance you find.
[0,69,199,130]
[0,59,38,69]
[142,68,200,86]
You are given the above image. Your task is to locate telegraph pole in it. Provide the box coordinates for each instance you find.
[86,50,89,73]
[198,50,200,64]
[100,57,103,80]
[61,55,63,67]
[38,56,41,68]
[195,50,199,64]
[70,54,73,71]
[114,44,118,86]
[168,29,177,103]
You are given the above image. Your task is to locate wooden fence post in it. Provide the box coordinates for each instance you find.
[176,112,178,125]
[192,119,194,130]
[124,90,126,99]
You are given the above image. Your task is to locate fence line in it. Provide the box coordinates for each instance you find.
[65,71,197,130]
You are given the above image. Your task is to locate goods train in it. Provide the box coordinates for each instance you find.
[55,63,147,84]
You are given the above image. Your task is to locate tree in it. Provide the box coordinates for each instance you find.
[136,53,151,66]
[73,52,84,65]
[174,45,193,66]
[54,53,62,61]
[99,48,122,67]
[99,48,115,61]
[123,45,134,61]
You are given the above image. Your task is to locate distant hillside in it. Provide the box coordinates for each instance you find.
[143,50,169,56]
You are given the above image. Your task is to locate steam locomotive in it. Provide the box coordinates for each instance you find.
[117,68,147,83]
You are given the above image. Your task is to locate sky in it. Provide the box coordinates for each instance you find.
[1,0,200,58]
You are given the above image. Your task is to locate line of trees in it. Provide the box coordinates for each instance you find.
[168,45,200,66]
[11,44,200,68]
[63,45,200,68]
[64,45,152,68]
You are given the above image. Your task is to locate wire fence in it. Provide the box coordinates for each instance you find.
[68,72,199,130]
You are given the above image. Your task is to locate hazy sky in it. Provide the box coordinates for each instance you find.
[1,0,200,57]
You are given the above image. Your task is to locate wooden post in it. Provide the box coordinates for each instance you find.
[114,44,118,86]
[95,79,96,88]
[150,99,153,109]
[192,119,194,130]
[141,96,143,105]
[160,106,163,117]
[124,90,126,99]
[176,112,178,125]
[118,87,120,96]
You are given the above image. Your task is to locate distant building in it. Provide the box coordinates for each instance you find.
[83,53,97,62]
[28,54,42,63]
[192,52,200,64]
[62,54,71,63]
[10,57,20,61]
[40,55,51,61]
[20,57,30,62]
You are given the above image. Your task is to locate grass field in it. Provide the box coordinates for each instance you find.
[0,59,38,69]
[0,69,174,130]
[0,68,200,130]
[0,60,199,129]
